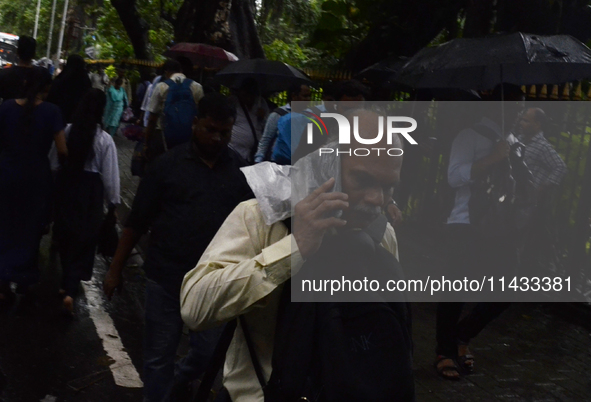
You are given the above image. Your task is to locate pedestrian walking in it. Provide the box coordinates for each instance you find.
[181,109,414,402]
[104,93,252,402]
[47,54,92,124]
[144,59,203,163]
[228,78,269,164]
[254,84,311,163]
[0,68,67,304]
[50,89,120,315]
[103,77,129,137]
[116,67,133,106]
[0,36,51,103]
[435,84,524,380]
[89,67,108,92]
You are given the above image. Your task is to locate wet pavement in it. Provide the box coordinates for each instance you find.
[1,134,591,401]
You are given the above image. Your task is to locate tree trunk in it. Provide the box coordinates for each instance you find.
[109,0,151,60]
[228,0,265,58]
[174,0,264,59]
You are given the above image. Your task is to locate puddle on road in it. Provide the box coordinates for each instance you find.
[96,355,116,366]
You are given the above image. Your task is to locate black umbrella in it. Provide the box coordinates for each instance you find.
[354,56,408,84]
[214,58,312,93]
[397,32,591,90]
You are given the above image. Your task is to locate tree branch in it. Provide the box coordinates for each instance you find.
[160,0,177,27]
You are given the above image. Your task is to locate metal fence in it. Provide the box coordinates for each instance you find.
[394,100,591,273]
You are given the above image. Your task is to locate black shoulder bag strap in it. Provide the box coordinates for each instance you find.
[193,219,292,402]
[273,107,289,117]
[239,316,268,390]
[194,320,237,402]
[239,100,259,162]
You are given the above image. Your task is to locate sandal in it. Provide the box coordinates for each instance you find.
[61,295,75,317]
[457,344,475,374]
[435,355,461,381]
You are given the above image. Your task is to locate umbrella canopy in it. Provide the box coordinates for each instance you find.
[163,43,238,70]
[354,56,408,83]
[396,32,591,90]
[213,58,312,94]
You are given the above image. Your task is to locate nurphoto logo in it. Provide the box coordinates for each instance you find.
[306,112,419,157]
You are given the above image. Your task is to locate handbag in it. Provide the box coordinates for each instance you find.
[122,124,145,142]
[122,106,135,123]
[97,205,119,259]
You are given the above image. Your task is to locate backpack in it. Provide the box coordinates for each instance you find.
[260,107,290,162]
[264,216,414,402]
[469,123,537,237]
[195,217,415,402]
[277,106,327,165]
[163,78,197,149]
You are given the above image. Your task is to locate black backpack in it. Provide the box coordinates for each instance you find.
[468,123,537,237]
[196,217,415,402]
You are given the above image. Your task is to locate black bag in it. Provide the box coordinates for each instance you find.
[469,124,536,237]
[195,218,415,402]
[131,140,147,177]
[264,220,414,402]
[97,205,119,259]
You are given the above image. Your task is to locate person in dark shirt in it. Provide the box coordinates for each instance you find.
[0,36,51,102]
[103,92,253,402]
[46,54,92,123]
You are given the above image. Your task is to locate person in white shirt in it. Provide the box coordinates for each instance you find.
[254,84,311,163]
[228,78,269,163]
[49,88,120,314]
[139,74,162,127]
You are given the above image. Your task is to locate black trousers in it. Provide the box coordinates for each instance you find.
[435,224,515,357]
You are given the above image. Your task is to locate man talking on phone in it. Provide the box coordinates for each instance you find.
[180,108,415,402]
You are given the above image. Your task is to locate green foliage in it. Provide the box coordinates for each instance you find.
[0,0,67,59]
[306,0,372,67]
[0,0,173,61]
[553,129,590,229]
[256,0,326,69]
[90,0,173,60]
[105,64,117,78]
[263,39,306,66]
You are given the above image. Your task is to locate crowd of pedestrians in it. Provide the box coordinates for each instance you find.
[0,34,571,402]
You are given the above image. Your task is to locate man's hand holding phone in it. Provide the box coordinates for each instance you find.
[293,178,348,259]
